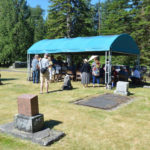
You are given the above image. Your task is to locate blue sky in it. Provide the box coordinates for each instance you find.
[27,0,105,18]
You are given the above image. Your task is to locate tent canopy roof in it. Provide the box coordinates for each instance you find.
[27,34,140,55]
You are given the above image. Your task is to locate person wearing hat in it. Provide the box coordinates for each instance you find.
[39,53,50,93]
[80,59,91,88]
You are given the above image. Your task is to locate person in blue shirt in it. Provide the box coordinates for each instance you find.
[31,55,39,84]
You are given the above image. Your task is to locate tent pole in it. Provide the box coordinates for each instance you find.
[67,54,72,67]
[27,54,31,81]
[105,50,112,89]
[105,51,107,84]
[108,50,112,89]
[29,54,31,80]
[27,54,29,80]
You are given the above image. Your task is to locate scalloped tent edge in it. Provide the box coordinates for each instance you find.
[27,34,140,55]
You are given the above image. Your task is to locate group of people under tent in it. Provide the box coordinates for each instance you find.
[31,53,143,93]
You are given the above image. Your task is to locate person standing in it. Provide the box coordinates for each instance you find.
[92,57,101,87]
[48,56,55,82]
[39,53,50,94]
[81,59,91,88]
[31,55,39,83]
[130,67,141,85]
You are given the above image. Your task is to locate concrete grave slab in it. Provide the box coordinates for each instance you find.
[0,122,65,146]
[74,93,131,110]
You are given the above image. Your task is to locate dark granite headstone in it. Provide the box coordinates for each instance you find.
[13,61,27,68]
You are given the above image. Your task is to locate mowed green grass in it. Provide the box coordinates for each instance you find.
[0,70,150,150]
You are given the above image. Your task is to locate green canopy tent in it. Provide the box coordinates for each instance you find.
[27,33,140,88]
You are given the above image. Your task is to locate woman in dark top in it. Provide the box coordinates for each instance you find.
[81,59,91,88]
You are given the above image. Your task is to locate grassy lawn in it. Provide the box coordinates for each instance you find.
[0,70,150,150]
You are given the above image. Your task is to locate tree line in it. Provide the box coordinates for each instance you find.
[0,0,149,66]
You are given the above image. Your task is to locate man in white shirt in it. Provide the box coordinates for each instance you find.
[39,53,50,94]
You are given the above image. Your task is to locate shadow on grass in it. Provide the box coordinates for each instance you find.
[43,120,62,129]
[129,82,150,89]
[48,89,63,93]
[48,88,78,93]
[1,78,18,81]
[0,83,12,85]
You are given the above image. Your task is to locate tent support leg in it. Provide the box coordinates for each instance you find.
[67,55,72,67]
[27,54,31,81]
[105,51,112,89]
[105,51,108,84]
[108,50,112,87]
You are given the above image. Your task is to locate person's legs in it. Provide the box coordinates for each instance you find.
[40,75,44,93]
[96,77,100,87]
[92,75,96,87]
[35,70,39,83]
[49,68,52,81]
[83,84,85,88]
[45,75,49,93]
[33,71,36,83]
[131,77,136,84]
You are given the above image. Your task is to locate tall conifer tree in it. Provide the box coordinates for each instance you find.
[46,0,94,38]
[0,0,32,65]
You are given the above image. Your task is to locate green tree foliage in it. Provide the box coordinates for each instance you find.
[94,0,150,66]
[29,6,45,42]
[0,0,149,67]
[0,0,32,65]
[130,0,150,66]
[46,0,95,38]
[72,0,95,37]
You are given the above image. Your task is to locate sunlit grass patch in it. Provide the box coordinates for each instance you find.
[0,70,150,150]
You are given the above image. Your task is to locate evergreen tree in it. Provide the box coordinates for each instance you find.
[100,0,131,35]
[0,0,15,65]
[29,6,45,42]
[0,0,32,65]
[46,0,94,38]
[45,0,72,38]
[72,0,95,37]
[130,0,150,66]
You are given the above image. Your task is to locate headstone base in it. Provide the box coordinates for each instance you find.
[0,122,65,146]
[143,86,150,88]
[114,90,128,96]
[14,114,44,133]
